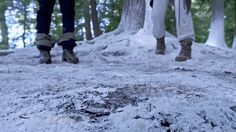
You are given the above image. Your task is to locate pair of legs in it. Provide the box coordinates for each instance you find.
[36,0,79,64]
[152,0,195,62]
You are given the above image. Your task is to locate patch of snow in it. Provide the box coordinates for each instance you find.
[233,33,236,50]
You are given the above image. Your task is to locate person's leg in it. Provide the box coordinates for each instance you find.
[174,0,194,41]
[174,0,195,62]
[59,0,75,33]
[36,0,56,34]
[36,0,56,64]
[152,0,169,55]
[58,0,78,64]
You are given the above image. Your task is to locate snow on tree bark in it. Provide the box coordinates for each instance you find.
[87,0,146,43]
[116,0,146,33]
[233,31,236,50]
[206,0,227,48]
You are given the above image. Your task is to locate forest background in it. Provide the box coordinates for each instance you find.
[0,0,235,49]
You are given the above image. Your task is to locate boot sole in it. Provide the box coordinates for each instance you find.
[175,57,191,62]
[39,59,52,64]
[62,57,79,64]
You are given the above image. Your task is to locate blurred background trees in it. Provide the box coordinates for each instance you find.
[0,0,235,50]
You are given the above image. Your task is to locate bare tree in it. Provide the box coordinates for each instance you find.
[0,1,9,49]
[90,0,102,37]
[22,1,28,47]
[83,0,93,40]
[206,0,227,48]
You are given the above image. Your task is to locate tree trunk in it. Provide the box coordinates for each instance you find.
[206,0,227,48]
[116,0,146,33]
[0,1,9,49]
[90,0,102,37]
[83,0,93,40]
[22,1,27,48]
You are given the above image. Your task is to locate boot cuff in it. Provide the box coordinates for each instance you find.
[58,32,75,44]
[35,33,55,48]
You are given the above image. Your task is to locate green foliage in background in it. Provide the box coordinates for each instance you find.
[0,0,235,49]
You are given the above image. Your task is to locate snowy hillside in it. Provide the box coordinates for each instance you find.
[0,30,236,132]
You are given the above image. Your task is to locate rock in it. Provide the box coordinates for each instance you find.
[230,106,236,112]
[0,50,14,56]
[84,103,110,117]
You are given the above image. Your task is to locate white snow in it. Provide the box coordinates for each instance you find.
[0,30,236,132]
[233,33,236,50]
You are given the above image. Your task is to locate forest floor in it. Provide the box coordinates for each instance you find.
[0,30,236,132]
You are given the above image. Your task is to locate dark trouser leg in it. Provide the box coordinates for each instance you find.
[58,0,78,64]
[36,0,56,34]
[59,0,75,33]
[36,0,56,64]
[58,0,76,50]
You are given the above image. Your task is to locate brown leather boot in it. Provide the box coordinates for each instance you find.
[175,39,192,62]
[155,37,166,55]
[62,49,79,64]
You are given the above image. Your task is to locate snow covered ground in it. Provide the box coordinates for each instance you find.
[0,30,236,132]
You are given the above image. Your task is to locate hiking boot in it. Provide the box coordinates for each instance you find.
[62,49,79,64]
[35,34,55,64]
[175,39,192,62]
[39,50,51,64]
[155,37,166,55]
